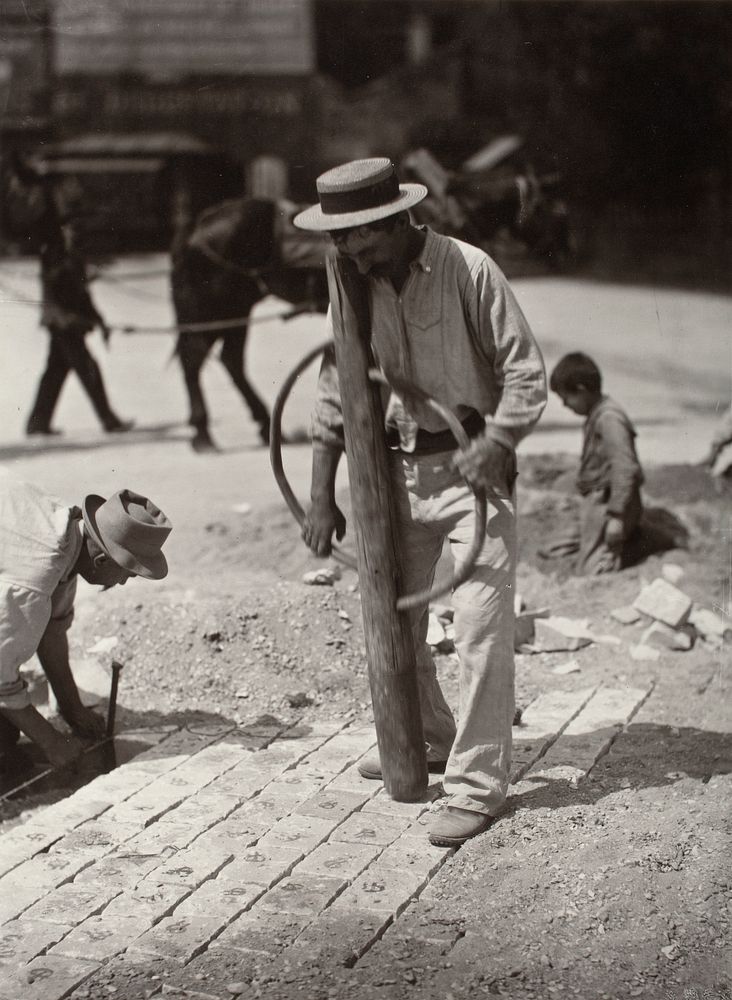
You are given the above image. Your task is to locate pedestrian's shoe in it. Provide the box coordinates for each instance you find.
[26,424,62,437]
[357,756,448,781]
[428,806,496,847]
[104,418,135,433]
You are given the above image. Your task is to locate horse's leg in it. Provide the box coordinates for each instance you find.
[219,328,271,444]
[178,333,217,452]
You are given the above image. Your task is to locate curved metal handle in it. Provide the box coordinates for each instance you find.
[270,340,358,572]
[269,343,487,612]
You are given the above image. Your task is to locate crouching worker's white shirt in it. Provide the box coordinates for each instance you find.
[0,478,82,710]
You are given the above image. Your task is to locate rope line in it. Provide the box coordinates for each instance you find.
[114,304,318,336]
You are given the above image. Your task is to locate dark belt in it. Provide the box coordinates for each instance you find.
[386,411,486,456]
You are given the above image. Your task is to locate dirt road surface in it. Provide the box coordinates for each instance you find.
[0,257,730,1000]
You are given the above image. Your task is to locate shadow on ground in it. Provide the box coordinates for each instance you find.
[509,721,732,815]
[0,708,321,826]
[0,422,186,461]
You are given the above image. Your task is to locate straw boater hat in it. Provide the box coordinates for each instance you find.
[82,489,172,580]
[293,158,427,232]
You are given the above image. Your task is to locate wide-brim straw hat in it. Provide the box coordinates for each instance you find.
[293,158,427,231]
[82,489,172,580]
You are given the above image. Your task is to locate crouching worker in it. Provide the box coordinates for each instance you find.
[0,478,172,766]
[541,352,644,574]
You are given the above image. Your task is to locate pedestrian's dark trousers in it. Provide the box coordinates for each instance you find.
[26,325,118,432]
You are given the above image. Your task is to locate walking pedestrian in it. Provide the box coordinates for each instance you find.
[294,158,547,846]
[25,214,133,436]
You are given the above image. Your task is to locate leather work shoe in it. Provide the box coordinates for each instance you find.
[357,756,448,781]
[428,806,496,847]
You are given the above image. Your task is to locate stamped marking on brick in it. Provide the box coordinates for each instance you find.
[0,919,72,969]
[329,811,410,847]
[217,844,302,887]
[335,862,429,918]
[174,879,266,920]
[48,913,144,963]
[295,840,380,880]
[294,788,371,822]
[139,843,233,890]
[126,913,230,965]
[256,813,339,854]
[74,849,174,888]
[102,880,190,924]
[257,873,347,915]
[0,954,99,1000]
[124,820,203,854]
[18,883,121,928]
[49,820,141,857]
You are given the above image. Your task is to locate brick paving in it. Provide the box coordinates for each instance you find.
[0,685,650,999]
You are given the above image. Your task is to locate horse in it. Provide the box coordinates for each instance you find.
[400,146,574,269]
[170,197,330,452]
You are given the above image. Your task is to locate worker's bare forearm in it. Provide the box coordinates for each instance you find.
[0,703,81,766]
[310,443,343,502]
[36,629,83,716]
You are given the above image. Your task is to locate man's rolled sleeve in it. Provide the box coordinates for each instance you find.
[478,260,547,449]
[310,342,346,451]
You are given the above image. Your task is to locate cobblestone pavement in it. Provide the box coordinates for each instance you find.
[0,684,651,999]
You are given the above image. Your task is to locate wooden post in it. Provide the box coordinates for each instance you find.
[326,252,427,802]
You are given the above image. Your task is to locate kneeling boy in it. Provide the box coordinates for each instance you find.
[543,352,644,574]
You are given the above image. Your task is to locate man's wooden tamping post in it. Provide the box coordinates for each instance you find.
[326,252,428,802]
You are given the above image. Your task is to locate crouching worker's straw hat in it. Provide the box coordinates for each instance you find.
[82,489,172,580]
[293,158,427,232]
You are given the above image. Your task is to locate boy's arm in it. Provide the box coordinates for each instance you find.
[599,410,643,520]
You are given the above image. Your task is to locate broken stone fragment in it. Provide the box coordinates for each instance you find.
[514,614,536,649]
[552,659,581,675]
[632,578,692,628]
[641,620,695,651]
[610,605,642,625]
[426,613,446,646]
[689,605,731,642]
[630,643,661,662]
[430,603,454,623]
[302,566,341,586]
[438,623,456,653]
[513,608,551,650]
[533,619,592,652]
[661,563,685,584]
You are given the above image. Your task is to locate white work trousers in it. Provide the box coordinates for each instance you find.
[389,449,516,816]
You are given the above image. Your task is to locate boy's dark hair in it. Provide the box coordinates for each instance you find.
[550,352,602,393]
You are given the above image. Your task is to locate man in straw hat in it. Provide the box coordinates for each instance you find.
[0,477,171,767]
[294,158,547,846]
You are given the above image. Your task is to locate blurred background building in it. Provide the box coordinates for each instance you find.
[1,0,730,284]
